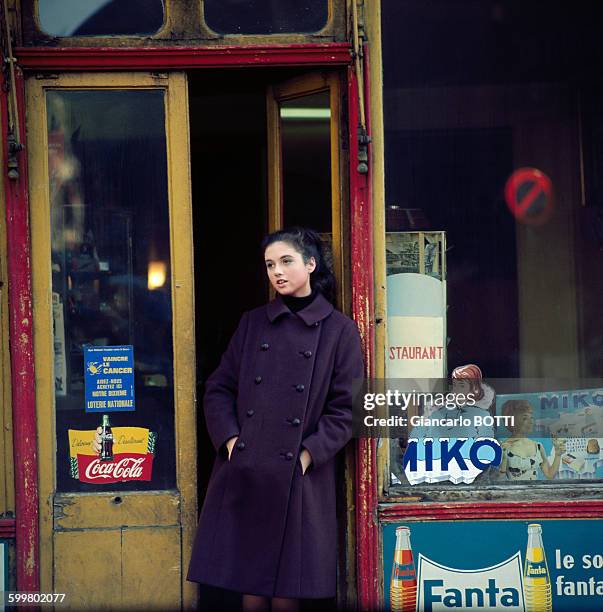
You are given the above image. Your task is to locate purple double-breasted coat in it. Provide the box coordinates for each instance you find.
[187,292,364,598]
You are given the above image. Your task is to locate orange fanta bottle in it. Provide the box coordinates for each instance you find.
[390,526,417,612]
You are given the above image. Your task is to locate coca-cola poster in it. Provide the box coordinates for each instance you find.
[68,425,157,484]
[76,453,153,484]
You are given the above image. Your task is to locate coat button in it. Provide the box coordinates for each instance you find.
[285,451,294,460]
[303,350,312,358]
[295,384,304,393]
[246,409,255,417]
[236,441,246,451]
[314,322,320,327]
[255,376,262,384]
[291,418,301,426]
[260,343,269,351]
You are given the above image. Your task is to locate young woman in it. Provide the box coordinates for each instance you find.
[187,227,364,611]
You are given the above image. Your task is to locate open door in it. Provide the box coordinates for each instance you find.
[27,72,196,610]
[267,70,355,606]
[267,71,348,309]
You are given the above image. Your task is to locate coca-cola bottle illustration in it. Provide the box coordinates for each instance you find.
[100,414,114,461]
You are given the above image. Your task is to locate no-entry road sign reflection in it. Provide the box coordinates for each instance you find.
[505,167,553,225]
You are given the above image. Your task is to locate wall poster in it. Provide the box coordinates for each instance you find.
[384,519,603,611]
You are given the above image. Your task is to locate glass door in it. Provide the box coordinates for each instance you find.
[27,72,196,609]
[266,71,348,308]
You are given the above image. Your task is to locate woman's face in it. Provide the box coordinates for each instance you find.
[264,241,316,298]
[512,409,533,435]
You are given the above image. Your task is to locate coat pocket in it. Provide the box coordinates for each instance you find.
[296,456,306,477]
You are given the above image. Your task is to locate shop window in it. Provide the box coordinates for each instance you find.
[46,90,175,491]
[38,0,164,37]
[204,0,329,35]
[380,0,603,495]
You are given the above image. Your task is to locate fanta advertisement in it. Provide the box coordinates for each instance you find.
[68,426,157,484]
[383,520,603,611]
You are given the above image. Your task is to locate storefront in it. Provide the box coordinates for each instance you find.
[365,2,603,611]
[0,1,602,610]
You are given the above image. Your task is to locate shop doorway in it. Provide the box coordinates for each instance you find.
[188,68,348,609]
[26,66,346,610]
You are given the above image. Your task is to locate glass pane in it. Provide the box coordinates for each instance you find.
[381,1,603,491]
[281,91,332,233]
[204,0,328,35]
[47,90,175,491]
[38,0,164,36]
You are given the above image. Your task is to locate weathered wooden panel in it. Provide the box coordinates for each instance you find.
[54,492,180,530]
[122,527,181,611]
[54,530,121,610]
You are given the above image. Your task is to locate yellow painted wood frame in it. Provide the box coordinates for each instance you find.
[20,0,343,47]
[266,71,346,308]
[0,117,15,516]
[364,0,390,500]
[26,72,196,609]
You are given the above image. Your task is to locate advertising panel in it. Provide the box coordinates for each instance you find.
[68,420,157,484]
[496,388,603,482]
[84,345,135,412]
[383,520,603,611]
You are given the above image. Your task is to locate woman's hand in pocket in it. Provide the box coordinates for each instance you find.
[225,436,238,461]
[299,448,313,475]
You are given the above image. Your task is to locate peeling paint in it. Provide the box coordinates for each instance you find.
[53,496,75,522]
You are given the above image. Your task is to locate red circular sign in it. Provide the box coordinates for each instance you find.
[504,167,553,225]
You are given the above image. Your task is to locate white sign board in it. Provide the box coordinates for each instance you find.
[386,273,446,380]
[417,552,526,612]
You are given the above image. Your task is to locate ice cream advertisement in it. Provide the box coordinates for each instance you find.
[383,520,603,611]
[496,388,603,481]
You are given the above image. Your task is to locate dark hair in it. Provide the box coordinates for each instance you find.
[261,226,336,303]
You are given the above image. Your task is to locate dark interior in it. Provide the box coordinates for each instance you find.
[382,0,603,379]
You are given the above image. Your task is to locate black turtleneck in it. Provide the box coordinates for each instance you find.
[282,289,318,313]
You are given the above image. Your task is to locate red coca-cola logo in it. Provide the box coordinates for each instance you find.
[77,453,153,484]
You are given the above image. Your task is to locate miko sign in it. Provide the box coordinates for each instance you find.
[403,438,502,485]
[504,167,553,225]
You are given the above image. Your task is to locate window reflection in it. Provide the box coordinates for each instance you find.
[381,0,603,490]
[280,92,331,231]
[47,90,175,491]
[204,0,328,35]
[39,0,164,36]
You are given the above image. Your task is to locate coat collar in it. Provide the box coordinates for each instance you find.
[266,291,334,326]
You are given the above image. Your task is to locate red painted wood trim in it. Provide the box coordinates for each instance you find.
[15,43,353,71]
[379,501,603,522]
[1,67,40,591]
[0,519,16,538]
[350,46,379,612]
